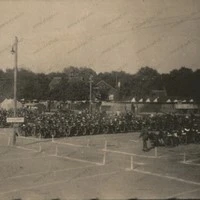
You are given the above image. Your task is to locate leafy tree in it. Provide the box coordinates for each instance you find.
[0,65,199,102]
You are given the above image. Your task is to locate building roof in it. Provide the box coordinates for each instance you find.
[96,80,117,91]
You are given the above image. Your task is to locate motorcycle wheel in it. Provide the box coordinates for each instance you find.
[114,126,119,134]
[95,127,100,134]
[103,126,109,134]
[41,131,47,138]
[90,128,95,135]
[74,128,79,136]
[51,130,57,138]
[19,129,25,136]
[82,127,87,135]
[120,125,126,133]
[66,128,71,137]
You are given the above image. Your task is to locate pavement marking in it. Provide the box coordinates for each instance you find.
[51,154,103,166]
[17,137,51,144]
[129,139,139,143]
[12,145,102,165]
[18,136,42,141]
[53,140,86,148]
[0,154,50,162]
[130,168,200,186]
[166,187,200,199]
[180,161,200,166]
[185,157,200,163]
[102,149,160,158]
[1,165,95,181]
[0,170,119,195]
[15,146,39,153]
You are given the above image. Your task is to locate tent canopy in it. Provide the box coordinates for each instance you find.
[0,98,22,111]
[139,98,143,102]
[131,97,136,103]
[146,98,150,102]
[153,98,158,102]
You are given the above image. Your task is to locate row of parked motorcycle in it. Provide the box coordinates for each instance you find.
[16,111,200,140]
[148,128,200,147]
[18,116,142,138]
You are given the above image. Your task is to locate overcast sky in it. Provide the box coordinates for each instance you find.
[0,0,200,74]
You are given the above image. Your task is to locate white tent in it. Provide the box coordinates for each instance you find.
[166,99,171,103]
[182,100,186,103]
[131,97,136,103]
[174,99,178,103]
[139,98,143,102]
[0,98,22,111]
[153,98,158,103]
[190,99,194,103]
[146,98,150,102]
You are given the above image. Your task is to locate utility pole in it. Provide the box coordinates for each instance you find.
[14,36,18,117]
[89,75,93,113]
[10,36,18,145]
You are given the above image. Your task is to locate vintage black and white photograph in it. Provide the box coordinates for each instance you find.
[0,0,200,199]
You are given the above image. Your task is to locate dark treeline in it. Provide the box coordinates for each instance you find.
[0,66,199,101]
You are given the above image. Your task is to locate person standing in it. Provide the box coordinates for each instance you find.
[139,125,149,151]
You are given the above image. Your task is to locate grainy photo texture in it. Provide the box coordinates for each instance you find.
[0,0,200,199]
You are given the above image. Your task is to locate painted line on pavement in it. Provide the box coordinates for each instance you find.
[130,168,200,186]
[102,149,161,158]
[15,146,39,153]
[13,145,102,166]
[166,187,200,199]
[18,136,42,141]
[17,136,51,143]
[0,170,119,195]
[51,154,103,166]
[185,157,200,163]
[1,165,95,181]
[0,154,50,162]
[53,140,86,148]
[180,161,200,166]
[129,139,139,143]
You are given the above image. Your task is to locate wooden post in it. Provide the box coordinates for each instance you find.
[103,151,106,165]
[155,147,158,158]
[52,135,54,143]
[104,140,107,151]
[130,156,133,170]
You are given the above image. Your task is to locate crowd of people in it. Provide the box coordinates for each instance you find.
[140,114,200,149]
[0,108,200,148]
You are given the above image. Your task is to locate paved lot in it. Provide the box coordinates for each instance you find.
[0,130,200,199]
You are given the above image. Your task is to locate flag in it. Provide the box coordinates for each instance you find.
[11,37,18,54]
[11,45,15,54]
[11,41,16,54]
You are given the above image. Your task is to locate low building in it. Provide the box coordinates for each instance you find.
[96,80,118,101]
[131,96,200,115]
[100,101,132,114]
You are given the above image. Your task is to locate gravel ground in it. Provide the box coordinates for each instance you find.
[0,130,200,199]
